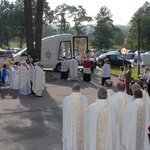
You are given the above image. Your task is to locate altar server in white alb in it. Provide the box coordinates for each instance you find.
[19,61,31,95]
[32,62,45,97]
[86,86,118,150]
[69,56,78,80]
[12,65,19,90]
[9,61,14,89]
[62,83,89,150]
[27,58,34,91]
[121,89,150,150]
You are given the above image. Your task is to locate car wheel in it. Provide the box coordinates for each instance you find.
[55,63,61,72]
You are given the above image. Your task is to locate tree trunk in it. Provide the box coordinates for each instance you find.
[24,0,34,58]
[35,0,44,61]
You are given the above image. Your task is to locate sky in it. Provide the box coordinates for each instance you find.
[9,0,148,25]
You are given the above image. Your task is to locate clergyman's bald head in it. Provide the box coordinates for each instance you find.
[133,89,143,99]
[116,82,125,91]
[97,86,107,99]
[72,83,81,92]
[131,84,140,94]
[104,79,113,88]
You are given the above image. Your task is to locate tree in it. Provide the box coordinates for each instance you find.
[113,26,125,46]
[23,0,53,59]
[34,0,44,60]
[13,0,26,48]
[0,0,14,47]
[91,6,115,49]
[53,3,93,35]
[24,0,34,56]
[126,1,150,51]
[69,5,93,36]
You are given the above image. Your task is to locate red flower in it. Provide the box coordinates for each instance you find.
[148,126,150,132]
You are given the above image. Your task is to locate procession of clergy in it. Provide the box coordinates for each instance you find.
[63,80,150,150]
[6,57,45,97]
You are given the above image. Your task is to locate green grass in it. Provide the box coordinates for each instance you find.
[111,67,139,80]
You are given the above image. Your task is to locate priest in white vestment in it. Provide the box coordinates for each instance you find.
[62,83,89,150]
[32,62,45,97]
[69,57,78,80]
[108,82,133,116]
[86,86,118,150]
[104,79,115,98]
[108,82,133,149]
[19,61,31,95]
[121,89,150,150]
[137,80,150,102]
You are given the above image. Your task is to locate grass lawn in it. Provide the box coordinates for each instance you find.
[111,67,139,81]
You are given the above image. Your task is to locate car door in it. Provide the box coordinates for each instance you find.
[108,55,117,66]
[116,55,124,66]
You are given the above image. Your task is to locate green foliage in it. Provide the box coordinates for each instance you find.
[0,0,53,48]
[113,26,126,46]
[0,0,148,51]
[126,1,150,51]
[53,3,93,35]
[91,6,115,49]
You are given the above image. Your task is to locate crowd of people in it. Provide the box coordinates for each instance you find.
[62,81,150,150]
[1,54,150,149]
[0,55,45,97]
[60,53,94,82]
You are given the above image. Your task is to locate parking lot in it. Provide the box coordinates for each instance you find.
[0,68,118,150]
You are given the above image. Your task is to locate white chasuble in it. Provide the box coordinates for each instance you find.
[121,99,150,150]
[62,93,89,150]
[75,98,84,150]
[136,105,146,150]
[86,100,118,150]
[97,105,108,150]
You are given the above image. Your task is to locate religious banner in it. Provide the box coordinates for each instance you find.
[78,38,85,63]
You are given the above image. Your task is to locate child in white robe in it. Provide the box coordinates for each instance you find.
[12,65,19,90]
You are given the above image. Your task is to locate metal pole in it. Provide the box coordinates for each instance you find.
[60,13,63,34]
[138,19,140,77]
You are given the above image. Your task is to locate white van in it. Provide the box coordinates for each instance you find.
[13,34,88,71]
[141,54,150,67]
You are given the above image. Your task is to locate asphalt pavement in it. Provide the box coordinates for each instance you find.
[0,67,118,150]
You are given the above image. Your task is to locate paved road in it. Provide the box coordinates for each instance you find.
[0,67,118,150]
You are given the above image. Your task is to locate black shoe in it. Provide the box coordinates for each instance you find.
[36,95,43,97]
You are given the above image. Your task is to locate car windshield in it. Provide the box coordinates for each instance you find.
[125,54,135,59]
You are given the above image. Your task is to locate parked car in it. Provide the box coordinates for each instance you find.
[135,50,145,54]
[144,51,150,54]
[124,53,135,67]
[133,53,144,66]
[127,50,136,53]
[97,52,131,67]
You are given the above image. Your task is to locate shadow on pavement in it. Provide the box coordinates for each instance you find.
[1,88,62,150]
